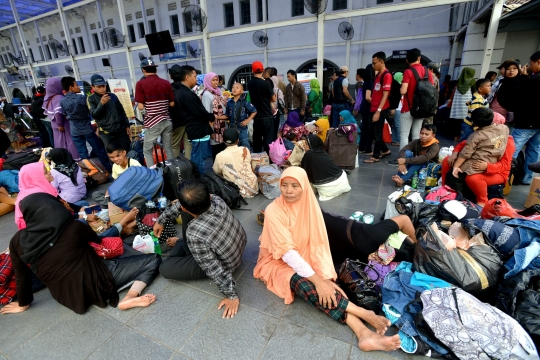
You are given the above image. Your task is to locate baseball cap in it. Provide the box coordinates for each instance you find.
[169,64,182,77]
[90,74,107,86]
[340,66,349,72]
[223,128,239,145]
[252,61,264,73]
[36,86,45,94]
[140,58,158,68]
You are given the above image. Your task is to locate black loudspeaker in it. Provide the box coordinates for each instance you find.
[145,30,175,55]
[102,58,110,67]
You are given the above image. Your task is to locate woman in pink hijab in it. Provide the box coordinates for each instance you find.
[200,72,228,160]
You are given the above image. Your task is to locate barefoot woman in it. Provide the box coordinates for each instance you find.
[254,167,401,352]
[1,193,160,315]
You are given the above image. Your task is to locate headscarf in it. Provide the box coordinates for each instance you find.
[339,110,356,125]
[309,79,321,95]
[284,111,303,128]
[254,167,337,303]
[457,67,476,95]
[394,72,403,84]
[270,76,279,90]
[314,118,330,142]
[17,193,73,270]
[302,135,343,185]
[48,148,78,186]
[203,72,221,96]
[42,78,64,115]
[15,162,58,230]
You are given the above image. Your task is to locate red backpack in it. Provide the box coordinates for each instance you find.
[425,185,462,203]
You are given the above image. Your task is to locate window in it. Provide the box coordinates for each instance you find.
[292,0,304,16]
[168,2,177,11]
[72,39,78,55]
[63,40,69,53]
[148,19,157,34]
[333,0,347,10]
[257,0,268,22]
[183,12,193,33]
[146,8,154,16]
[78,37,86,53]
[136,11,143,19]
[376,0,392,3]
[181,0,190,7]
[38,46,44,60]
[128,24,136,42]
[171,15,180,35]
[138,23,146,38]
[90,23,96,30]
[75,27,81,33]
[126,14,132,21]
[93,33,101,50]
[224,3,234,27]
[107,19,114,26]
[29,48,35,62]
[240,1,251,25]
[231,65,255,90]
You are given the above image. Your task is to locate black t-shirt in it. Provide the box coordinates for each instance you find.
[247,77,274,119]
[360,80,374,113]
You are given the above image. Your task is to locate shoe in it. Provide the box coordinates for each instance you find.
[386,159,399,166]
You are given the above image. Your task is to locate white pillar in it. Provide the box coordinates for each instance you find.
[9,0,39,89]
[345,17,351,76]
[0,72,12,102]
[139,0,149,35]
[316,14,325,88]
[200,0,212,73]
[198,39,204,72]
[117,0,137,94]
[34,21,49,61]
[448,35,459,79]
[479,0,504,77]
[9,28,21,56]
[262,0,268,67]
[56,0,81,80]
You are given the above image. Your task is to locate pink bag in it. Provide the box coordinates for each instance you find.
[323,105,332,115]
[269,138,287,166]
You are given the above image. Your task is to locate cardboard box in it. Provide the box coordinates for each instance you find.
[251,152,269,171]
[130,124,143,140]
[88,218,109,234]
[108,202,126,225]
[524,177,540,208]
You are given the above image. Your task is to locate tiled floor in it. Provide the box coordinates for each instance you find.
[0,139,532,360]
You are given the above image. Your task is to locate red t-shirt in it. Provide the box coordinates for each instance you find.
[401,64,434,113]
[135,75,174,128]
[370,71,393,112]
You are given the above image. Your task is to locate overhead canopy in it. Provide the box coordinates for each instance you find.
[0,0,82,27]
[498,0,540,32]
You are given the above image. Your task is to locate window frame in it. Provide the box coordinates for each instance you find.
[138,22,146,39]
[257,0,268,22]
[183,11,193,33]
[148,19,157,34]
[28,48,35,62]
[376,0,393,4]
[240,0,251,25]
[333,0,347,11]
[224,3,235,28]
[128,24,136,43]
[92,33,101,51]
[292,0,304,17]
[78,37,86,54]
[170,14,180,35]
[71,39,79,55]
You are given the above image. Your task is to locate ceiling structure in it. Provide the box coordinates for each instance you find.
[0,0,82,27]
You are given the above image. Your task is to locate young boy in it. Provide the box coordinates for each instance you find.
[59,76,112,172]
[460,78,492,141]
[87,74,131,151]
[106,141,142,180]
[224,83,257,149]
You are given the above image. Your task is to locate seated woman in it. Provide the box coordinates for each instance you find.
[0,186,15,217]
[301,134,351,201]
[1,193,161,315]
[278,111,309,141]
[338,110,358,143]
[313,118,330,143]
[254,167,401,352]
[48,148,87,206]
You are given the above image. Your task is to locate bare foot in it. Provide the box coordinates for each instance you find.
[358,333,401,352]
[118,294,156,310]
[363,311,391,334]
[392,175,404,187]
[121,220,137,235]
[121,207,139,225]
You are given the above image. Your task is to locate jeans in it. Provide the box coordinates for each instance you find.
[370,110,390,158]
[143,120,174,167]
[73,200,90,207]
[399,111,423,150]
[460,122,474,142]
[238,126,250,149]
[72,131,112,172]
[171,126,192,159]
[253,117,274,154]
[100,130,131,152]
[332,103,349,128]
[191,139,211,175]
[398,150,427,181]
[41,120,55,147]
[390,111,401,143]
[511,128,540,184]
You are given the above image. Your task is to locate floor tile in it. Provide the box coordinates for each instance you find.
[242,230,262,263]
[179,307,278,360]
[88,326,175,360]
[349,345,416,360]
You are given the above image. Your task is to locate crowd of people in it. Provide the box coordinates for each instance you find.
[0,47,539,355]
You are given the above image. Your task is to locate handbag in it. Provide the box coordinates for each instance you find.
[136,204,178,243]
[89,237,124,259]
[338,258,382,312]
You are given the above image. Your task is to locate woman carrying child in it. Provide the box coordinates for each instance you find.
[201,72,229,161]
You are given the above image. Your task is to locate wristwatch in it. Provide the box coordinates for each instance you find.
[377,108,382,112]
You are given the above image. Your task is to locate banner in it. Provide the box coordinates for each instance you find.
[159,43,188,62]
[107,79,135,118]
[297,73,316,94]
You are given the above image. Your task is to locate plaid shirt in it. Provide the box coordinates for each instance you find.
[0,253,17,305]
[158,196,246,299]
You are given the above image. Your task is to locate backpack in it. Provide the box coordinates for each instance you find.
[108,166,164,210]
[200,172,247,209]
[127,140,145,165]
[408,67,438,118]
[379,71,402,110]
[163,156,200,201]
[2,152,40,170]
[425,185,462,203]
[78,159,109,185]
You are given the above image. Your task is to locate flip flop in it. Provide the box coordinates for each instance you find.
[380,151,392,158]
[363,158,380,164]
[364,152,374,156]
[391,142,400,146]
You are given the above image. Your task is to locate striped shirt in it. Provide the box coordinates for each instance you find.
[134,75,174,129]
[464,92,488,126]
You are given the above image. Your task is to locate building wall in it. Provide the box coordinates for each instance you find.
[501,30,540,65]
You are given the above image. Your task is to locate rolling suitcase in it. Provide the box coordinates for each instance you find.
[154,143,200,201]
[324,129,357,170]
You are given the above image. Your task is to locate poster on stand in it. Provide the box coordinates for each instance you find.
[297,73,316,94]
[107,79,135,118]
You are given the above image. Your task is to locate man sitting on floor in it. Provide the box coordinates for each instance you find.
[392,124,440,187]
[153,180,247,319]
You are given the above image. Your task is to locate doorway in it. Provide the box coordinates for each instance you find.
[296,59,339,104]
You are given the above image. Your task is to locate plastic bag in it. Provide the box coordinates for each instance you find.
[132,234,155,254]
[257,164,282,199]
[269,138,287,166]
[482,198,540,220]
[448,222,470,249]
[383,120,392,143]
[432,223,456,251]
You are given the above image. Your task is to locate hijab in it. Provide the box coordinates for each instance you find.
[394,72,403,84]
[457,67,476,95]
[339,110,356,125]
[49,148,78,186]
[270,76,279,90]
[255,167,337,303]
[17,193,73,269]
[309,79,321,95]
[42,78,64,115]
[314,118,330,142]
[15,162,58,230]
[284,111,303,128]
[302,134,343,185]
[203,72,221,96]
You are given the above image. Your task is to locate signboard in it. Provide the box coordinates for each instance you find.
[159,42,188,62]
[107,79,135,118]
[392,50,407,59]
[297,73,316,95]
[7,82,13,87]
[25,81,33,87]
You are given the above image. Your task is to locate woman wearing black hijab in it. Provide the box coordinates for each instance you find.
[47,148,87,205]
[1,193,161,315]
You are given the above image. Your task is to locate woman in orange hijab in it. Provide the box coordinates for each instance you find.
[253,167,401,352]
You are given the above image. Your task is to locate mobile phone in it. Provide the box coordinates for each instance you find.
[84,204,102,215]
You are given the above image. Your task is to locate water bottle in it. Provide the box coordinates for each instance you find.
[417,168,427,193]
[157,192,168,210]
[146,197,156,209]
[411,172,419,189]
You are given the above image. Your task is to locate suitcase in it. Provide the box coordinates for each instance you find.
[78,159,109,185]
[324,129,357,170]
[154,143,200,201]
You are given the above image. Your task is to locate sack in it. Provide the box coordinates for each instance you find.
[379,71,402,110]
[482,198,540,221]
[132,234,155,254]
[325,128,357,170]
[78,159,109,185]
[288,140,306,166]
[425,163,441,187]
[438,200,469,222]
[128,140,145,165]
[136,204,177,243]
[382,121,391,143]
[89,237,124,259]
[200,172,247,209]
[162,156,200,201]
[425,185,462,203]
[256,164,282,199]
[251,152,270,171]
[408,67,438,118]
[269,138,287,166]
[421,287,538,360]
[413,224,503,295]
[108,166,163,210]
[337,258,381,312]
[2,152,40,170]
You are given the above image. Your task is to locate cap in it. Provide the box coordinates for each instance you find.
[340,66,349,72]
[252,61,264,73]
[36,86,46,94]
[427,62,440,74]
[140,58,158,68]
[169,64,182,76]
[223,128,239,145]
[90,74,107,86]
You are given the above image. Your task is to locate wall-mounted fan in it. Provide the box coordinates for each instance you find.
[48,38,67,56]
[183,5,207,32]
[252,31,268,48]
[338,21,354,41]
[65,65,74,76]
[36,69,47,78]
[138,52,147,61]
[304,0,328,15]
[8,52,26,65]
[103,27,125,48]
[187,44,199,58]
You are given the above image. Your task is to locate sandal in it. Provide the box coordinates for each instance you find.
[380,151,392,158]
[391,142,400,146]
[363,158,380,164]
[364,152,374,156]
[256,210,265,226]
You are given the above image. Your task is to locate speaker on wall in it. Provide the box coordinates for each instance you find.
[145,30,176,55]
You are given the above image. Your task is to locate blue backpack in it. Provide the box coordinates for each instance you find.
[108,166,163,210]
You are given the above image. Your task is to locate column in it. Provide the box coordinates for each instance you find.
[316,14,325,88]
[117,0,137,93]
[200,0,212,73]
[448,35,459,79]
[55,0,81,79]
[479,0,504,77]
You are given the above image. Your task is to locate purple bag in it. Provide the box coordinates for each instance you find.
[364,260,399,287]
